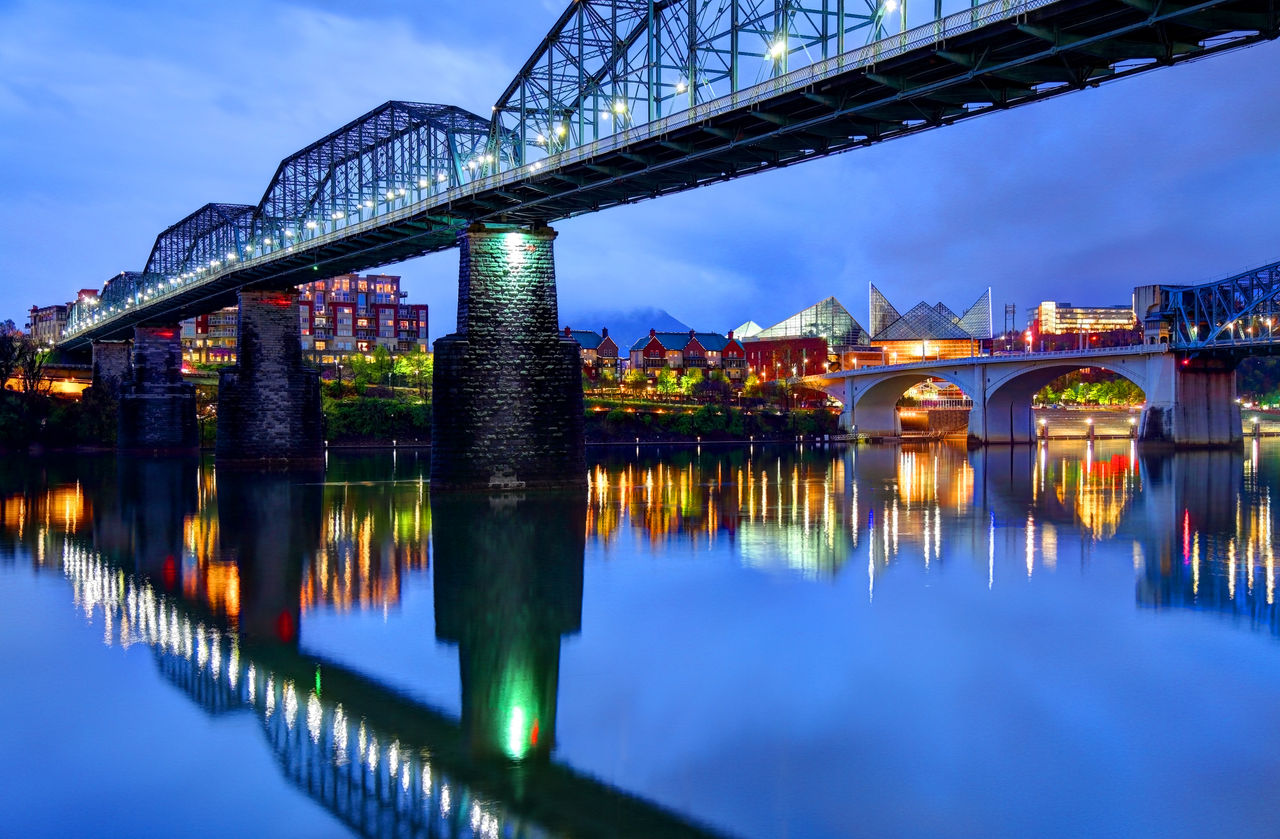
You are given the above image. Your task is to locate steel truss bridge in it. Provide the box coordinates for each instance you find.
[1157,258,1280,351]
[60,0,1279,348]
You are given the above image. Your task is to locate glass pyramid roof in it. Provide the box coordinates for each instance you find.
[870,285,993,341]
[755,297,870,346]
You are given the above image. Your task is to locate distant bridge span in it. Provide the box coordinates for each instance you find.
[807,343,1243,445]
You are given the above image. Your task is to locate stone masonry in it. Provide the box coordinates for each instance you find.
[432,223,586,490]
[216,290,323,467]
[118,326,198,452]
[90,340,131,399]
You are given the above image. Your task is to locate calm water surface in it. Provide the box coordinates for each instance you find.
[2,441,1279,838]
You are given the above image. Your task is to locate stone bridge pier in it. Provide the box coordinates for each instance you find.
[824,349,1242,448]
[118,325,198,452]
[431,222,586,491]
[216,289,323,467]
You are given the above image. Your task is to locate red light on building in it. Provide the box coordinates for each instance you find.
[162,555,177,589]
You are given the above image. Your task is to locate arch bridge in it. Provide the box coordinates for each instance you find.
[810,343,1242,446]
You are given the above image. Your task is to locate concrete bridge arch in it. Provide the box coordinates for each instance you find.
[819,347,1238,447]
[976,355,1154,444]
[823,364,982,438]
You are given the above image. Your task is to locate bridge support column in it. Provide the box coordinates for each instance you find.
[118,326,198,452]
[432,223,585,490]
[90,340,131,399]
[216,290,323,467]
[1139,354,1241,447]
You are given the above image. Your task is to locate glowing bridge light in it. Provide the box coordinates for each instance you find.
[305,220,317,230]
[436,173,447,182]
[613,100,627,115]
[768,40,786,58]
[675,80,687,93]
[884,0,901,10]
[331,211,344,219]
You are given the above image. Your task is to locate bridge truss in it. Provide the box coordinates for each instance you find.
[1160,259,1280,350]
[62,0,1280,347]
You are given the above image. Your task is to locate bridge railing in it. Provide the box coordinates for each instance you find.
[818,343,1162,377]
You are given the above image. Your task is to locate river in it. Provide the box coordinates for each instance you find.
[1,441,1277,838]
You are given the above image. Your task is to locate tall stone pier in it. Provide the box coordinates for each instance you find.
[1139,353,1242,447]
[118,326,198,452]
[216,289,323,467]
[432,223,586,491]
[90,340,131,399]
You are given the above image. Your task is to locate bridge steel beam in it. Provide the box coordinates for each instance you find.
[215,290,323,467]
[117,325,198,453]
[431,223,586,491]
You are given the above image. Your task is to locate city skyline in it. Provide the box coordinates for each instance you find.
[2,0,1280,342]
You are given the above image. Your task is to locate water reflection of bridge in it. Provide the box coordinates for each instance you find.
[3,441,1279,839]
[9,458,727,839]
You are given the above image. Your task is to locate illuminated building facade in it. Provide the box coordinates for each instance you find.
[299,273,428,362]
[1034,301,1136,334]
[628,329,747,381]
[563,327,620,380]
[869,284,993,363]
[1029,301,1140,350]
[182,307,238,364]
[27,291,96,346]
[180,273,429,365]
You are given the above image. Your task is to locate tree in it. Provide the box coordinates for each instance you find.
[680,367,703,397]
[393,351,433,400]
[16,337,51,397]
[0,320,19,395]
[655,368,679,398]
[370,345,393,388]
[598,367,617,389]
[623,368,647,394]
[743,373,762,398]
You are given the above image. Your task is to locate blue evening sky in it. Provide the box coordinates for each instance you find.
[1,0,1278,339]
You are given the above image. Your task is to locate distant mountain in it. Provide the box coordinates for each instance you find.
[561,306,691,349]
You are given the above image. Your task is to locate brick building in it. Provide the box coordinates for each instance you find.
[628,329,747,382]
[563,327,620,379]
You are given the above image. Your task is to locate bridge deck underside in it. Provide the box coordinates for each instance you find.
[63,0,1278,348]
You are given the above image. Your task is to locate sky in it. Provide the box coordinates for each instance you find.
[1,0,1279,341]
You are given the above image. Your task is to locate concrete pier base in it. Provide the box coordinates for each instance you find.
[118,326,198,452]
[1139,354,1242,447]
[216,290,322,467]
[431,223,586,491]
